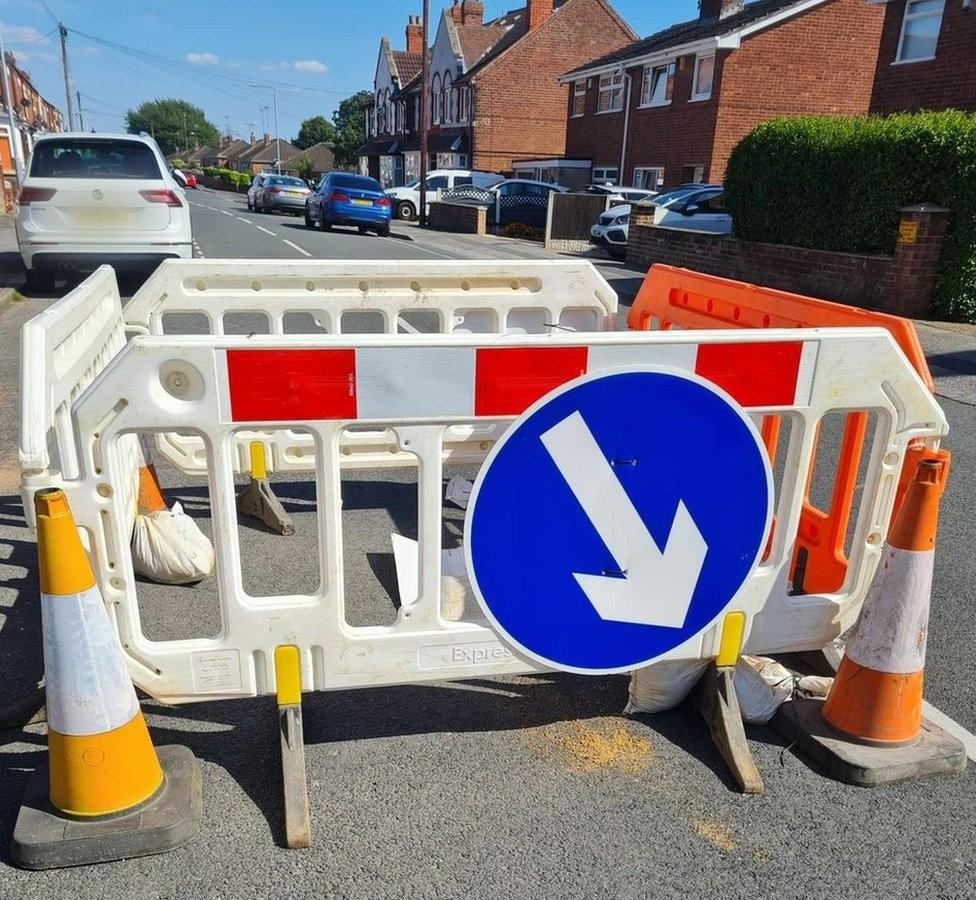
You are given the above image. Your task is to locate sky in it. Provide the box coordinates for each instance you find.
[0,0,700,144]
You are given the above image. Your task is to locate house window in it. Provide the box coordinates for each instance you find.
[431,73,442,124]
[446,73,456,124]
[597,72,625,113]
[633,167,664,191]
[640,63,674,107]
[680,164,706,184]
[896,0,944,62]
[572,80,586,117]
[691,54,715,101]
[592,166,619,185]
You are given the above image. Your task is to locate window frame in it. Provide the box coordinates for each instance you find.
[597,72,625,114]
[431,73,442,124]
[895,0,945,64]
[691,54,715,102]
[632,166,665,191]
[639,63,674,108]
[592,165,620,185]
[572,79,586,117]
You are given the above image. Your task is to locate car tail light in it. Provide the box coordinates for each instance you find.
[329,191,350,203]
[268,187,282,194]
[374,197,391,208]
[139,189,183,207]
[17,186,56,205]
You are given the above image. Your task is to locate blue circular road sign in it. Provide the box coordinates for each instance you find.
[464,368,773,674]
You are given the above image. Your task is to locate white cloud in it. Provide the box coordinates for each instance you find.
[292,59,328,74]
[0,24,50,46]
[185,52,219,66]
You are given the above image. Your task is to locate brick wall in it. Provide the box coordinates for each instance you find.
[470,0,634,173]
[871,0,976,114]
[428,200,487,234]
[626,204,947,317]
[712,0,884,182]
[566,0,884,188]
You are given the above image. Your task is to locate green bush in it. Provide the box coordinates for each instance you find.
[725,111,976,322]
[170,158,187,169]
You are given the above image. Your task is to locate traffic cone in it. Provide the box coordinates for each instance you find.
[11,489,201,870]
[821,455,946,744]
[773,452,966,785]
[237,441,294,535]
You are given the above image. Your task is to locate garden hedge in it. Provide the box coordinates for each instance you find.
[724,110,976,322]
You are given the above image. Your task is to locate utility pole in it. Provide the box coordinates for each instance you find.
[58,24,75,131]
[419,0,430,227]
[76,90,84,131]
[182,109,188,154]
[272,87,280,174]
[0,21,25,179]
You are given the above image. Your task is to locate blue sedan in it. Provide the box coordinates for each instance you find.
[305,172,392,237]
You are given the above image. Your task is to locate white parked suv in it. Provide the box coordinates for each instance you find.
[16,132,192,290]
[385,169,503,221]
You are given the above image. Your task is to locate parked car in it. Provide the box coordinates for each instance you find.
[247,173,271,211]
[385,169,504,221]
[254,174,311,215]
[305,172,392,236]
[443,179,568,229]
[15,132,192,290]
[585,185,656,204]
[653,187,731,234]
[589,203,632,260]
[184,171,197,189]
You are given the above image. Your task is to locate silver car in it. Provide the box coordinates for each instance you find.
[254,174,311,215]
[246,173,270,212]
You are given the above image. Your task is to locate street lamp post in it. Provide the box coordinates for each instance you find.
[249,83,281,173]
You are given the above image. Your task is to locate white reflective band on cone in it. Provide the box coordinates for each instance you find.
[846,547,932,675]
[41,587,140,735]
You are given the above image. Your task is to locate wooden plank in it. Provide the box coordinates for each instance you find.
[279,704,311,849]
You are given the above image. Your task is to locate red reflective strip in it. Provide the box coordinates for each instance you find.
[474,347,588,416]
[227,349,356,421]
[695,342,804,407]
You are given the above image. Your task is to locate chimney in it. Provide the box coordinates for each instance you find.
[527,0,554,30]
[406,15,424,54]
[461,0,484,25]
[262,132,270,146]
[450,0,464,24]
[698,0,744,21]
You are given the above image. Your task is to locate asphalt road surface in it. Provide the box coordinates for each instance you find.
[0,193,975,898]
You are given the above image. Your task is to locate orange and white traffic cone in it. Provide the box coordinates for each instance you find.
[774,452,966,785]
[11,489,201,870]
[821,455,946,744]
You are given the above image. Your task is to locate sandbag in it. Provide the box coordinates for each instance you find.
[624,659,710,714]
[132,502,215,585]
[735,656,795,725]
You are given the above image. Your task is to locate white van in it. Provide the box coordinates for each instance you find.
[386,169,503,221]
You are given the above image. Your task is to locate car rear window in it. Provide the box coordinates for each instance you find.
[269,176,306,187]
[332,174,381,192]
[29,139,162,179]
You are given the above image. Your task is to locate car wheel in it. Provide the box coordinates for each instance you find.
[377,224,391,238]
[320,212,332,231]
[358,225,369,235]
[396,201,415,221]
[247,198,252,211]
[304,209,314,228]
[25,268,55,292]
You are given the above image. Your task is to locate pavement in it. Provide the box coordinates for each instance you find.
[0,192,975,898]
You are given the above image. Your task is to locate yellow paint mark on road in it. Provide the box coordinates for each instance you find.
[521,719,654,775]
[691,819,736,853]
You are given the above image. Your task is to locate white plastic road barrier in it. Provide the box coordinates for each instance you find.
[44,321,944,703]
[123,259,620,475]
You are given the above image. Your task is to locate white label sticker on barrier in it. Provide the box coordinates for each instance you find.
[62,327,944,703]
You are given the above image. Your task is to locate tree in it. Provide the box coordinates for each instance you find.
[331,90,372,168]
[289,155,315,182]
[294,115,335,150]
[125,99,220,157]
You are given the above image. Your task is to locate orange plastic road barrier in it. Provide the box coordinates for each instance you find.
[822,453,948,744]
[627,265,937,595]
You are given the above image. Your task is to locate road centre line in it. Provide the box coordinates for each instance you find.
[220,209,234,217]
[237,217,252,224]
[255,225,275,236]
[282,239,312,257]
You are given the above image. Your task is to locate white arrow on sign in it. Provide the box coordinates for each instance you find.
[540,410,708,629]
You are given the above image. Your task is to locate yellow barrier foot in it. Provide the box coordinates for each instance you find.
[11,745,202,870]
[275,646,310,849]
[693,663,765,795]
[237,478,295,536]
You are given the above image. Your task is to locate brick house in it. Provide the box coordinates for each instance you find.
[870,0,975,114]
[359,0,635,185]
[561,0,887,190]
[1,51,63,182]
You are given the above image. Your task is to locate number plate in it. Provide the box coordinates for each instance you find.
[75,209,128,224]
[285,191,302,198]
[351,199,372,207]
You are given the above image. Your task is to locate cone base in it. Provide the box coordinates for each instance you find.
[10,745,201,871]
[773,697,967,788]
